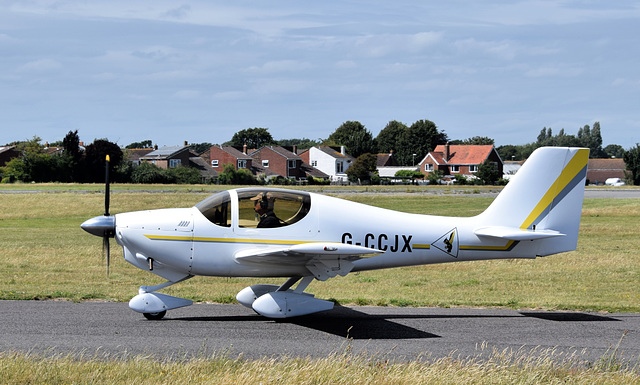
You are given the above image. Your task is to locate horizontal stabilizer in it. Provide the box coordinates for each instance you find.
[474,226,565,241]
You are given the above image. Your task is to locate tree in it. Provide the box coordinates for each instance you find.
[604,144,624,159]
[228,128,274,149]
[623,144,640,185]
[276,138,319,150]
[326,121,375,158]
[125,140,153,149]
[376,120,407,153]
[0,136,61,182]
[61,130,82,182]
[189,142,213,155]
[345,153,378,183]
[476,159,502,185]
[218,163,257,185]
[463,136,494,145]
[396,119,447,166]
[426,169,444,185]
[84,139,123,183]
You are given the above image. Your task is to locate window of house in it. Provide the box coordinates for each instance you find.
[470,165,478,173]
[311,160,317,167]
[336,161,344,173]
[425,164,434,172]
[211,160,219,167]
[262,160,269,168]
[287,159,296,168]
[451,165,460,173]
[237,159,247,169]
[169,159,181,168]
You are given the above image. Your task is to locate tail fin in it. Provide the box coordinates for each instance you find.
[477,147,589,256]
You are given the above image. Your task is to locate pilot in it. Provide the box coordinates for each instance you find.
[251,192,283,228]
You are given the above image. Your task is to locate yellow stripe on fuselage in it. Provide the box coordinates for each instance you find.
[144,234,309,245]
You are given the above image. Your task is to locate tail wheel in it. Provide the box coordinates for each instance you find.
[143,311,167,320]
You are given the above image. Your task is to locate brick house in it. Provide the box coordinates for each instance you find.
[251,145,307,180]
[587,158,628,185]
[419,144,503,178]
[208,145,254,172]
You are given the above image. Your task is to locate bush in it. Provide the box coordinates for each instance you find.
[131,162,168,183]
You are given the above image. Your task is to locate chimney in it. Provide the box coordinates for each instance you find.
[154,144,158,150]
[340,145,346,156]
[293,145,297,154]
[389,150,393,156]
[243,143,247,154]
[184,140,188,146]
[444,142,450,161]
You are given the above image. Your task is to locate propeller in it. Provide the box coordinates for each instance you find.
[81,155,115,276]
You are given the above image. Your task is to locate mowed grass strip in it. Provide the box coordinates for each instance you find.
[1,190,639,312]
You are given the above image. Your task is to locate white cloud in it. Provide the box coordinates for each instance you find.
[524,66,584,78]
[173,89,200,99]
[335,60,357,69]
[354,32,443,57]
[247,60,313,74]
[18,58,61,72]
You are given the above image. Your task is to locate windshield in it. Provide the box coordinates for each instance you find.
[195,191,231,227]
[237,189,311,229]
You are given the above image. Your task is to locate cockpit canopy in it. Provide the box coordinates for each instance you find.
[195,188,312,229]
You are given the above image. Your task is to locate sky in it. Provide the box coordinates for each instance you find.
[1,1,639,149]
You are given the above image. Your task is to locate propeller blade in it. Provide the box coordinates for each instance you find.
[103,235,111,276]
[104,155,111,216]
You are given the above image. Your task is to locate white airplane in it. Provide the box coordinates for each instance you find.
[81,146,589,320]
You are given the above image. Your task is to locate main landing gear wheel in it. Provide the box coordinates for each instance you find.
[143,310,167,320]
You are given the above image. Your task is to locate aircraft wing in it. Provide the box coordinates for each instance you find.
[235,242,383,281]
[474,226,565,241]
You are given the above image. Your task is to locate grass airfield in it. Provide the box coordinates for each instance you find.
[1,184,639,383]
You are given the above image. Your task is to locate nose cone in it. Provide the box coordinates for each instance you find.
[81,215,116,237]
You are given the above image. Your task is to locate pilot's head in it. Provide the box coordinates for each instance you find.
[251,192,275,213]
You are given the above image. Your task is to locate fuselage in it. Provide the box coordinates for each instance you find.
[113,187,541,281]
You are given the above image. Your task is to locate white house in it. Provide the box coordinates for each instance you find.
[299,146,354,182]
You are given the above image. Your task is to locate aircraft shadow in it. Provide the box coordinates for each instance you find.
[519,311,620,322]
[171,307,618,340]
[288,306,439,340]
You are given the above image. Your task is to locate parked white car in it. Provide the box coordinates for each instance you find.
[605,178,626,186]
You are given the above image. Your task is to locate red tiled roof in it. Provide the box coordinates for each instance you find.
[432,144,495,164]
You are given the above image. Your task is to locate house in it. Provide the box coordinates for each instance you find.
[251,145,325,181]
[377,151,399,167]
[140,143,218,182]
[140,143,194,169]
[419,144,503,178]
[502,160,524,180]
[0,146,20,167]
[188,156,219,182]
[208,145,254,172]
[299,146,354,182]
[587,158,628,185]
[125,148,155,165]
